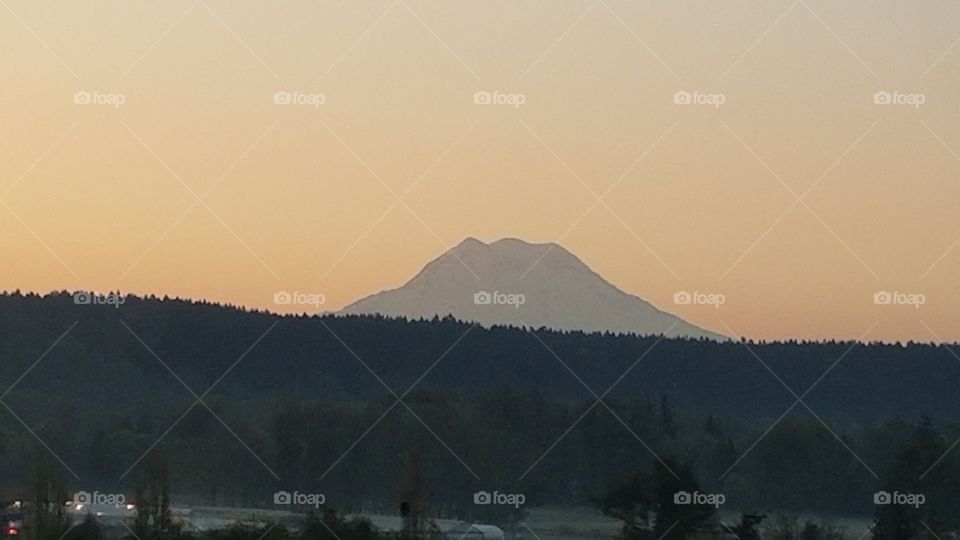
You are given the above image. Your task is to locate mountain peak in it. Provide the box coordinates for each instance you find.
[453,236,560,251]
[343,237,724,340]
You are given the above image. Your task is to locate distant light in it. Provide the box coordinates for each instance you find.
[125,504,136,510]
[7,527,19,535]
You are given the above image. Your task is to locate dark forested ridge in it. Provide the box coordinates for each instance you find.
[1,291,959,520]
[0,291,956,424]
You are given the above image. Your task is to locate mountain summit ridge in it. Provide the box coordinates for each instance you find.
[342,237,725,340]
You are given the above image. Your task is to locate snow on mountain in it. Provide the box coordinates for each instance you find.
[341,237,725,340]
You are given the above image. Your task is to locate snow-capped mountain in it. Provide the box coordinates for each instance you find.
[341,237,725,340]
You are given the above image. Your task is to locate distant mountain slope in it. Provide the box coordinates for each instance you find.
[342,237,724,340]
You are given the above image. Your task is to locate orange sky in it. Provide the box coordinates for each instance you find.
[1,0,958,342]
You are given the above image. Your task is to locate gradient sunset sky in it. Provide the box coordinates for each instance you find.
[1,0,958,342]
